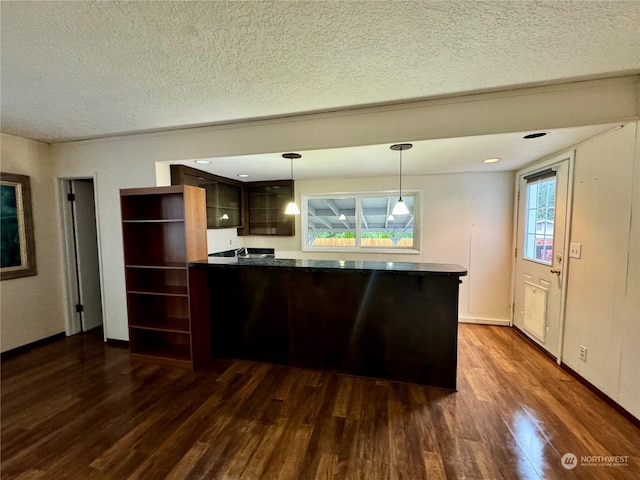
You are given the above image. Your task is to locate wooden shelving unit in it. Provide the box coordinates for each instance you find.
[120,185,209,370]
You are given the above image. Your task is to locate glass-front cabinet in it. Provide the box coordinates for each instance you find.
[242,180,294,236]
[170,165,242,229]
[170,165,295,236]
[205,181,241,228]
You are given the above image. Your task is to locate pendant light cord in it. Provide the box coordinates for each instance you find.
[398,147,403,199]
[283,152,300,180]
[390,143,412,206]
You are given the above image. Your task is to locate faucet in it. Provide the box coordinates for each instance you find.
[235,247,248,257]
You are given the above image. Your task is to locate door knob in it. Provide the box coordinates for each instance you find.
[550,269,561,275]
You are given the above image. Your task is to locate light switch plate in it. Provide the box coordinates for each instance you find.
[569,242,582,259]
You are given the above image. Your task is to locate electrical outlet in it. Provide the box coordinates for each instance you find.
[579,345,587,362]
[570,242,582,259]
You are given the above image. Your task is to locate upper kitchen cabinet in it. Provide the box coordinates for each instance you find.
[239,180,295,237]
[170,165,242,229]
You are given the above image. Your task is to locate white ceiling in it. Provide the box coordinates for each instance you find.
[1,1,638,177]
[167,124,621,181]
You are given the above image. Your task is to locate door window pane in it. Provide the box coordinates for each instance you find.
[524,178,556,264]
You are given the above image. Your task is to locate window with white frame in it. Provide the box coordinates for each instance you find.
[302,192,418,252]
[523,175,556,264]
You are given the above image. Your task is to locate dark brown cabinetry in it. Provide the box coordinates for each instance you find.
[171,165,295,237]
[191,258,467,390]
[120,185,209,369]
[240,180,295,236]
[170,165,242,229]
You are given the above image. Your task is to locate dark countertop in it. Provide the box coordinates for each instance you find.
[190,256,467,276]
[208,247,275,257]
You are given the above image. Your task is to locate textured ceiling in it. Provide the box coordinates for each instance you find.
[1,0,639,143]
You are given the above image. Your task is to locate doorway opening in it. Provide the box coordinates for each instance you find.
[61,178,104,337]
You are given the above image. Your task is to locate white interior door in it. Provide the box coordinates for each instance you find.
[513,156,571,358]
[70,180,103,332]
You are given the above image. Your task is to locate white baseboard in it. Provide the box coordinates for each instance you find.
[458,316,511,327]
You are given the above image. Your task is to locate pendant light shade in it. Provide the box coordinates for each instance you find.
[284,201,300,215]
[392,198,410,215]
[283,153,301,215]
[390,143,412,215]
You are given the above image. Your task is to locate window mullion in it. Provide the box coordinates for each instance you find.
[355,195,361,248]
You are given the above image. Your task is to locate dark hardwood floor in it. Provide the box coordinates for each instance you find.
[2,324,638,479]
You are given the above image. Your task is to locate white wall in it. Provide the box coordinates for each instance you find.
[52,139,159,341]
[49,77,637,345]
[0,133,66,352]
[563,123,640,419]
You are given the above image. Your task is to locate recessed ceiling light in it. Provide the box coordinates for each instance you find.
[237,174,249,178]
[195,160,211,164]
[483,158,501,164]
[523,132,548,139]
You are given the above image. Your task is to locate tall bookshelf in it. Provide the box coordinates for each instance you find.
[120,185,209,369]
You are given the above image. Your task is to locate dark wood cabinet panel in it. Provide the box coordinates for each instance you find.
[240,180,295,236]
[289,271,460,388]
[207,267,289,364]
[120,185,209,370]
[205,180,242,228]
[171,166,295,236]
[193,259,465,390]
[170,165,243,229]
[287,271,364,371]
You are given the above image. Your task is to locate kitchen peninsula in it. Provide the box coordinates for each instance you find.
[189,257,467,390]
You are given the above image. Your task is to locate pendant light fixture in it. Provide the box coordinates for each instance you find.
[283,153,301,215]
[390,143,412,215]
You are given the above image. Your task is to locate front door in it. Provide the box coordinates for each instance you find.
[513,155,571,358]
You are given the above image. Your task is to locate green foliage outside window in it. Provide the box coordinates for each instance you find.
[316,231,413,239]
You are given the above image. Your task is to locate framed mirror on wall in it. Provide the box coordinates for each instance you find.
[1,172,37,280]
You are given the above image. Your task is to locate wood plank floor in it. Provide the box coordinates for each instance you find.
[2,324,638,479]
